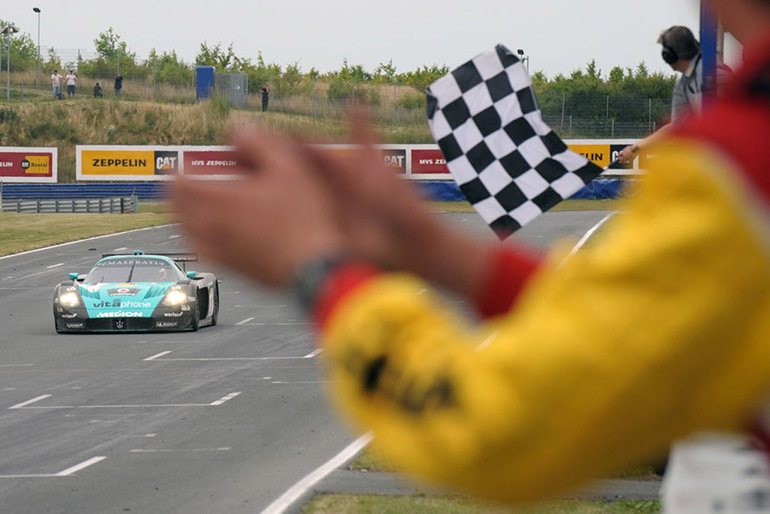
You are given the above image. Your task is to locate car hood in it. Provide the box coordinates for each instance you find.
[77,282,175,318]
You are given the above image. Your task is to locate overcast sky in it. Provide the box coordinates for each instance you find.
[2,0,741,78]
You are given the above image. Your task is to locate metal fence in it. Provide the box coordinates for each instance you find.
[1,196,137,214]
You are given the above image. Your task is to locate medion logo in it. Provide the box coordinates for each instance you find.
[92,158,147,167]
[96,311,144,318]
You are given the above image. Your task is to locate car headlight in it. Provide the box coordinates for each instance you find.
[163,288,189,307]
[59,291,81,308]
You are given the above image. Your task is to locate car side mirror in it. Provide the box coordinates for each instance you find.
[69,272,79,280]
[186,271,198,279]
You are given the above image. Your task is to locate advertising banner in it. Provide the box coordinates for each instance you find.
[78,146,181,180]
[0,147,57,183]
[76,141,645,182]
[411,149,449,174]
[183,148,239,175]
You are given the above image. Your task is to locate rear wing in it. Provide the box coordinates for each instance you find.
[100,251,198,269]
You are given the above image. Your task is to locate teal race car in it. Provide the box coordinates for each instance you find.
[53,251,219,333]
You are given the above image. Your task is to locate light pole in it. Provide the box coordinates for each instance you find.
[33,8,41,86]
[1,24,20,103]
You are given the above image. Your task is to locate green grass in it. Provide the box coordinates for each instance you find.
[0,209,173,257]
[302,495,660,514]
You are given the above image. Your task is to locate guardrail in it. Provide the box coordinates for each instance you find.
[1,196,137,214]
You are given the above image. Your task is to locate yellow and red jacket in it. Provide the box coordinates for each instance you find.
[314,32,770,503]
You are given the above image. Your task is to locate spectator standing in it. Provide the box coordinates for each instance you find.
[65,70,77,97]
[93,82,104,98]
[260,84,269,112]
[50,70,62,99]
[114,74,123,98]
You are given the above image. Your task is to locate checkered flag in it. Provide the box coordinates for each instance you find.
[427,44,604,240]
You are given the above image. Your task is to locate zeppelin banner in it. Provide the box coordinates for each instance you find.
[0,147,57,183]
[76,141,646,181]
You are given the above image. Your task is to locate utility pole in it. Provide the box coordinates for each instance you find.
[33,8,41,86]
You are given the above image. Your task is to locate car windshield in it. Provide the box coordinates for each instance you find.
[85,258,181,284]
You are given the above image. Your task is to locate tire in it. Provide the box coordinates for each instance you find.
[191,305,200,332]
[210,283,219,327]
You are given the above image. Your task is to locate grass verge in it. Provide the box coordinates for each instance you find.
[0,209,173,257]
[302,495,660,514]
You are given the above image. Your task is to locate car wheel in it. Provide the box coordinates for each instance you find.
[211,284,219,326]
[191,303,200,332]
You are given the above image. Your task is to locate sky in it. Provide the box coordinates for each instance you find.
[2,0,742,79]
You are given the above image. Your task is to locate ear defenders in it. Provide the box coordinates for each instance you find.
[661,30,679,65]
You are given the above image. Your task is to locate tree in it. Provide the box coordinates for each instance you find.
[373,60,397,83]
[0,20,38,72]
[149,49,191,87]
[94,28,127,59]
[195,42,238,71]
[80,28,143,79]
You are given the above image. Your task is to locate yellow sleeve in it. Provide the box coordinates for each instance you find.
[321,139,770,503]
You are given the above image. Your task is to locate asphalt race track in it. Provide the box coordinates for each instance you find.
[0,210,611,514]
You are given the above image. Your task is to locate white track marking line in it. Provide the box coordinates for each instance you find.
[563,212,617,264]
[11,391,241,410]
[56,456,107,476]
[9,394,51,410]
[235,316,255,326]
[270,381,335,385]
[0,224,176,261]
[303,349,323,359]
[168,235,181,239]
[113,247,128,252]
[150,356,321,362]
[210,392,241,406]
[144,351,172,361]
[244,322,311,326]
[46,263,64,269]
[259,433,373,514]
[130,447,230,453]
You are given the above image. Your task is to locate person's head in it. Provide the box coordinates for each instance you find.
[658,26,700,71]
[705,0,770,42]
[53,69,57,74]
[69,70,74,74]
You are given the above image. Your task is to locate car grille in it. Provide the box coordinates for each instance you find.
[82,318,158,331]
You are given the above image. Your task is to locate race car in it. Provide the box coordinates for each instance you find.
[53,251,219,333]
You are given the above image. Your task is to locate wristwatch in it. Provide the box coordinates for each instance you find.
[292,254,354,314]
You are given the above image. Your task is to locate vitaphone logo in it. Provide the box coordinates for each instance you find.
[92,300,152,309]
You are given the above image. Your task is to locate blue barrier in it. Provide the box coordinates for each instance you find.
[1,179,627,203]
[417,179,627,202]
[0,183,168,200]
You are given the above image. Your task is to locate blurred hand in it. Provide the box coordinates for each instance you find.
[303,111,495,298]
[172,126,346,288]
[617,145,638,164]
